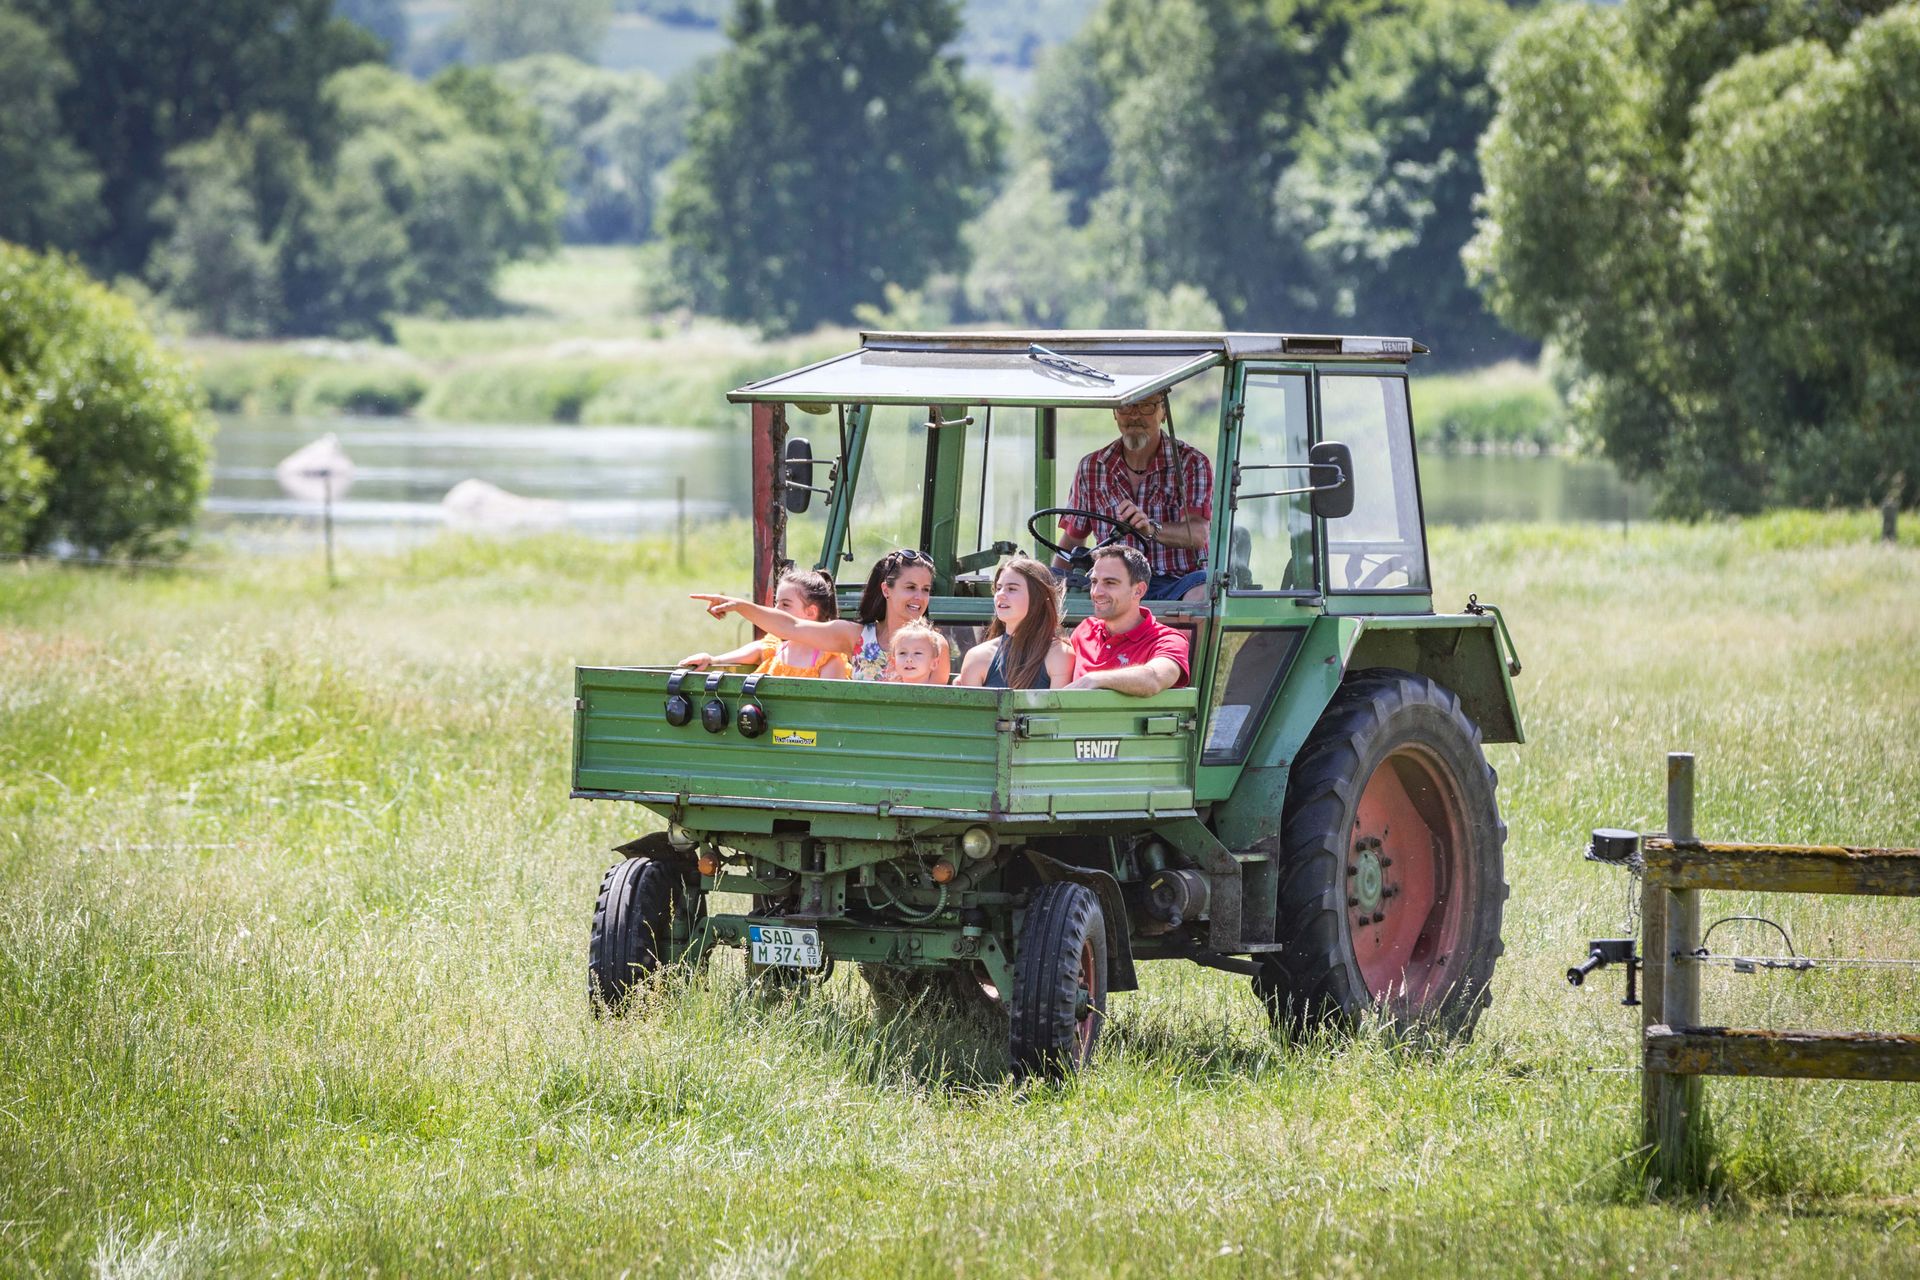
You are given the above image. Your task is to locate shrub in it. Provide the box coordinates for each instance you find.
[294,363,430,416]
[194,349,325,413]
[420,360,616,423]
[0,243,210,556]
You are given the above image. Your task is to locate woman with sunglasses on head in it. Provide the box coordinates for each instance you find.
[956,555,1073,690]
[689,548,946,683]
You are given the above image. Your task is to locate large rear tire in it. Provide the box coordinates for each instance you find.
[1254,669,1506,1038]
[588,857,703,1014]
[1009,882,1108,1078]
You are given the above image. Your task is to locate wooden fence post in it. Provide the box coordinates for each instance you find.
[1646,751,1709,1191]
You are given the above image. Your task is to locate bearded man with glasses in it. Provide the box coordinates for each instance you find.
[1049,391,1213,601]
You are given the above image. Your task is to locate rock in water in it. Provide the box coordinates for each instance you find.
[441,478,568,529]
[275,433,355,503]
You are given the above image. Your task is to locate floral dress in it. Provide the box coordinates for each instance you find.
[848,623,891,681]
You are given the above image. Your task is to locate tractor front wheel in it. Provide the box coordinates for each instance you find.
[1009,882,1109,1078]
[588,856,703,1014]
[1255,669,1506,1038]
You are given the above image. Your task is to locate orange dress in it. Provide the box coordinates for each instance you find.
[752,637,841,679]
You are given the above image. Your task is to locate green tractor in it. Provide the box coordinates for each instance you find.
[574,330,1523,1075]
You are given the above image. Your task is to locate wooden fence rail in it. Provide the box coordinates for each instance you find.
[1638,752,1920,1190]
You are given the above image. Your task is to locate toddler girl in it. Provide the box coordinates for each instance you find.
[886,619,950,686]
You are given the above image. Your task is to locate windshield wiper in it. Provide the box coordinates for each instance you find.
[1028,343,1115,384]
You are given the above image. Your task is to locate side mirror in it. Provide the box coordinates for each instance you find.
[1309,441,1355,520]
[783,437,814,514]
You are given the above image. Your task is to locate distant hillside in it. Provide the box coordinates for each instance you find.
[399,0,1096,91]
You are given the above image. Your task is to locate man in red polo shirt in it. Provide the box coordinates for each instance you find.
[1063,545,1190,695]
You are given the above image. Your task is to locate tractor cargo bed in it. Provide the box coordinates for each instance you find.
[571,667,1197,823]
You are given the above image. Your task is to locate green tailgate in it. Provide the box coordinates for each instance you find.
[572,668,1197,822]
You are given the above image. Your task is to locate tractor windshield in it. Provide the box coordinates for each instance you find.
[828,381,1224,597]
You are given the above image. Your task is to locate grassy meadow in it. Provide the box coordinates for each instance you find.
[4,514,1919,1275]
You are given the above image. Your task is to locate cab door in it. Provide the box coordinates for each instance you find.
[1314,370,1432,602]
[1194,362,1320,801]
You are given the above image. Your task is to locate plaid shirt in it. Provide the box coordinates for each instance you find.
[1062,434,1213,578]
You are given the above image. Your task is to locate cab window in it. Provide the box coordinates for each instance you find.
[1320,374,1428,593]
[1227,370,1314,593]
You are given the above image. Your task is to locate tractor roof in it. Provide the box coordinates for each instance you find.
[728,329,1428,409]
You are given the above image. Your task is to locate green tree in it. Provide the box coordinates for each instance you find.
[0,243,210,556]
[148,151,284,339]
[1025,29,1111,224]
[423,67,566,272]
[11,0,381,280]
[0,8,103,253]
[152,68,560,337]
[662,0,1003,334]
[1468,0,1918,511]
[1277,0,1521,362]
[1682,8,1920,508]
[1043,0,1398,328]
[496,55,689,243]
[963,162,1086,326]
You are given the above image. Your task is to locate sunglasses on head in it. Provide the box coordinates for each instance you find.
[892,548,928,565]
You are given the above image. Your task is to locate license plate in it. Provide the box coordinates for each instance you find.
[748,924,822,970]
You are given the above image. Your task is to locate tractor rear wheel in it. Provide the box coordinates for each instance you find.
[1254,669,1506,1039]
[588,857,703,1014]
[1009,882,1108,1078]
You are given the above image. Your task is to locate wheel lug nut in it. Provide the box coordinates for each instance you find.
[1371,911,1385,923]
[1347,896,1359,908]
[1378,857,1392,868]
[1347,864,1358,876]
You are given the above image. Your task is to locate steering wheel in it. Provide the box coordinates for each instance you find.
[1345,550,1416,591]
[1026,505,1161,571]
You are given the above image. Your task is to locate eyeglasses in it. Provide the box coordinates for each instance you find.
[892,548,928,564]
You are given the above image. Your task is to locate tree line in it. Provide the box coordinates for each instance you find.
[1,0,1519,345]
[3,0,1915,538]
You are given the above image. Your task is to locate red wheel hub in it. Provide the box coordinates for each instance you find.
[1074,939,1098,1062]
[1348,745,1472,1009]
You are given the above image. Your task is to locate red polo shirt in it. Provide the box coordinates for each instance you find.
[1069,607,1191,688]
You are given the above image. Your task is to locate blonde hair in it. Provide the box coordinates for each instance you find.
[889,618,945,656]
[890,621,952,679]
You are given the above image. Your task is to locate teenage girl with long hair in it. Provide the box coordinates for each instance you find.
[956,555,1073,689]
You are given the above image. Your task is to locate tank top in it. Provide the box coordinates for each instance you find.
[984,637,1051,689]
[848,623,891,681]
[753,636,840,679]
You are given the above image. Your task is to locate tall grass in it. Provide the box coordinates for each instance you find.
[3,517,1917,1274]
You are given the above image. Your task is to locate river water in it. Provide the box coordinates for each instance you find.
[206,412,1650,550]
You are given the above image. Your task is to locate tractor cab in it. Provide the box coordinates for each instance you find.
[573,329,1525,1077]
[729,330,1516,761]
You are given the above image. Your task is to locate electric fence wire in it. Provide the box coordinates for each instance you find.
[1692,954,1920,971]
[1688,914,1920,973]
